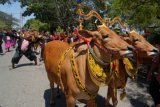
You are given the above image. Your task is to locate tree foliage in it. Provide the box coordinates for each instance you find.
[20,0,108,31]
[1,0,160,31]
[21,0,79,31]
[24,18,49,31]
[108,0,160,30]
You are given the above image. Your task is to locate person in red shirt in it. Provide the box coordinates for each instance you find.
[50,32,55,41]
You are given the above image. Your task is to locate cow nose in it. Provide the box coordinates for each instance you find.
[127,45,134,51]
[152,48,159,53]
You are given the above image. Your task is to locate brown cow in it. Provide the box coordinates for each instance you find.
[43,26,134,107]
[105,30,159,107]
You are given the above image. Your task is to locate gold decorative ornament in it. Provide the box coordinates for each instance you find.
[70,50,97,99]
[123,58,138,79]
[57,47,73,91]
[87,50,109,86]
[57,46,97,100]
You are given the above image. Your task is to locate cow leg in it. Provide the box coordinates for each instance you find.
[112,88,118,107]
[47,73,56,106]
[106,86,112,106]
[87,99,97,107]
[65,94,76,107]
[50,82,56,106]
[105,79,118,107]
[56,85,61,98]
[105,80,113,106]
[111,79,118,107]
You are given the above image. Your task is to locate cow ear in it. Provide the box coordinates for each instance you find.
[126,31,132,38]
[123,32,131,43]
[126,31,130,36]
[123,36,130,41]
[123,32,130,40]
[79,30,93,38]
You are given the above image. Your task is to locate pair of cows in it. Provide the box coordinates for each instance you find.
[43,26,158,107]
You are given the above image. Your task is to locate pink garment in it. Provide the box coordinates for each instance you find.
[50,35,55,40]
[11,38,16,47]
[5,40,11,49]
[6,36,11,40]
[21,39,29,52]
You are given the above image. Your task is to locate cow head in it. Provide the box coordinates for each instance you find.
[79,25,134,61]
[124,30,159,57]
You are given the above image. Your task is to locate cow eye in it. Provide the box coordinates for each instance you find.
[103,35,109,39]
[103,35,109,41]
[133,38,139,42]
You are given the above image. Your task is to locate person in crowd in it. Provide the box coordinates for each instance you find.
[44,31,50,42]
[49,31,55,41]
[0,29,4,54]
[11,31,37,69]
[11,30,17,48]
[35,32,46,62]
[4,30,12,52]
[147,45,160,107]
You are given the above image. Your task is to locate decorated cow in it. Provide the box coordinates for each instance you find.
[43,26,134,107]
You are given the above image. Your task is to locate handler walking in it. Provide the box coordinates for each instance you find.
[11,32,37,69]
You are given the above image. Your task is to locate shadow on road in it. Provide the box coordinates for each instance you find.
[15,63,35,68]
[43,88,66,107]
[43,88,112,107]
[126,71,154,107]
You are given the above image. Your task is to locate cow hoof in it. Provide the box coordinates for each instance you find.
[105,101,112,107]
[113,101,118,107]
[105,100,110,106]
[78,99,87,104]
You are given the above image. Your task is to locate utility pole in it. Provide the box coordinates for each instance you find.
[20,11,23,29]
[20,8,24,29]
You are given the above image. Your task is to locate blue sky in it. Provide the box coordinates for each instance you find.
[0,2,34,27]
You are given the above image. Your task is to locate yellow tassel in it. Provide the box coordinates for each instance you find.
[98,24,108,28]
[123,58,133,69]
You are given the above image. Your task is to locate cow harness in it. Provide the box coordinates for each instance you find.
[57,45,97,101]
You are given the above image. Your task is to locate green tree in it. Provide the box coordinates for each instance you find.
[108,0,160,31]
[24,18,49,31]
[21,0,78,31]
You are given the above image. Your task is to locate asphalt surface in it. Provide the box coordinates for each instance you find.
[0,45,155,107]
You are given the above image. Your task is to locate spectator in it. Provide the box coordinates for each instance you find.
[4,30,12,52]
[0,30,4,54]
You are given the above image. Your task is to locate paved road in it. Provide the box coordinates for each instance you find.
[0,46,154,107]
